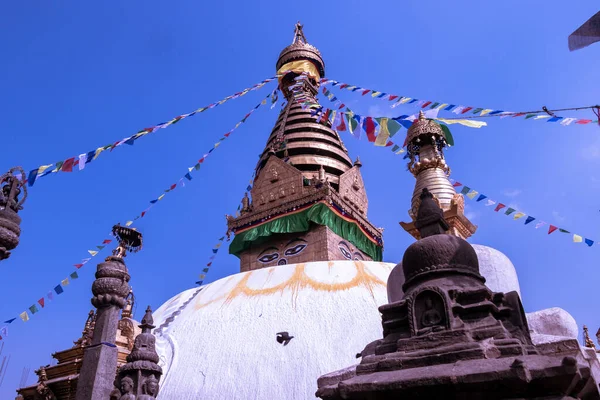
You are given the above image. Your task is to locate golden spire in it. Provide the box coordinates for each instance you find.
[293,21,307,44]
[584,325,597,349]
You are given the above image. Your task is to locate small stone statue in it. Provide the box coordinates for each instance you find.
[241,192,250,213]
[119,376,136,400]
[137,375,160,399]
[421,297,442,327]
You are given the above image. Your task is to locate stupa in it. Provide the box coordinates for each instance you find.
[14,24,599,400]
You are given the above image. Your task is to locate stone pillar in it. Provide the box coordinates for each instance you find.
[76,256,130,400]
[115,306,163,399]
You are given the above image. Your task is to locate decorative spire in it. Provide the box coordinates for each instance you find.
[293,21,307,44]
[0,167,28,261]
[122,289,135,319]
[354,156,362,168]
[73,310,96,348]
[116,306,163,399]
[414,188,449,238]
[584,325,597,349]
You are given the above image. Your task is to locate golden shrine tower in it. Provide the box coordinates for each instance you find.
[226,23,383,271]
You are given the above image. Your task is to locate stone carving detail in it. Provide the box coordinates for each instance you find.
[269,167,279,182]
[34,366,56,400]
[0,167,28,261]
[414,289,446,333]
[73,310,96,348]
[116,306,163,399]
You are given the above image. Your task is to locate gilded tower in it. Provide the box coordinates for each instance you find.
[227,23,383,272]
[399,112,477,239]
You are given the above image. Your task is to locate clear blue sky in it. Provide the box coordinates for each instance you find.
[0,1,598,396]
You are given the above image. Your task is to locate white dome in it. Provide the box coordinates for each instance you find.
[387,244,521,303]
[526,307,579,344]
[471,244,521,297]
[152,260,395,400]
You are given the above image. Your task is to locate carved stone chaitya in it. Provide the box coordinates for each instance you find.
[399,111,477,240]
[115,306,162,399]
[76,225,142,400]
[226,24,382,272]
[0,167,27,261]
[316,188,600,399]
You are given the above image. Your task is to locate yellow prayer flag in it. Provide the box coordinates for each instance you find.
[375,118,390,146]
[158,194,165,201]
[435,118,487,128]
[188,167,194,172]
[215,243,222,248]
[347,86,356,91]
[396,148,406,154]
[573,234,583,243]
[214,142,221,148]
[125,221,133,227]
[400,98,412,104]
[480,109,493,116]
[513,212,526,220]
[235,122,241,129]
[437,103,448,110]
[195,107,207,113]
[94,147,106,160]
[466,190,478,200]
[371,91,381,98]
[261,99,267,105]
[37,165,53,175]
[20,311,29,322]
[199,274,206,280]
[534,115,551,120]
[62,278,69,286]
[88,250,98,256]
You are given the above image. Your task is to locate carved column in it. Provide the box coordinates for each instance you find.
[0,167,27,262]
[115,306,163,399]
[76,225,142,400]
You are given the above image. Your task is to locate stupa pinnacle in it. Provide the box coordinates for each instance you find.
[227,23,383,272]
[400,111,477,239]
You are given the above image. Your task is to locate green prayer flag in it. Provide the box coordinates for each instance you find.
[525,114,536,119]
[387,120,401,137]
[472,108,483,114]
[505,208,516,215]
[70,271,79,279]
[440,124,454,146]
[29,304,39,314]
[460,186,470,195]
[430,102,440,109]
[559,228,570,233]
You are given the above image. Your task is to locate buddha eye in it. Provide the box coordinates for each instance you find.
[339,245,352,259]
[353,252,364,261]
[278,258,287,265]
[284,243,307,256]
[258,252,279,263]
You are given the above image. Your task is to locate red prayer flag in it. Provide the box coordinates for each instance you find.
[74,263,84,269]
[361,89,371,96]
[576,119,592,124]
[389,95,399,101]
[421,101,432,108]
[385,141,394,147]
[170,184,176,190]
[512,112,526,117]
[548,225,558,234]
[336,114,347,132]
[365,117,377,142]
[38,298,45,308]
[61,158,76,172]
[207,262,213,267]
[338,103,345,110]
[461,107,473,114]
[494,203,506,212]
[102,239,112,244]
[452,182,463,187]
[141,211,146,218]
[339,84,348,89]
[198,158,205,164]
[224,132,232,137]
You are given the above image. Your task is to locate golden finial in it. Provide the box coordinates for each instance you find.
[418,110,426,120]
[293,21,307,44]
[584,325,596,349]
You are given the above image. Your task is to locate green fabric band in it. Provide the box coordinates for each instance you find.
[229,202,382,261]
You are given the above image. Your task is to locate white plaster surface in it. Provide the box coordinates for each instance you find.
[526,307,579,343]
[152,261,395,400]
[471,244,521,297]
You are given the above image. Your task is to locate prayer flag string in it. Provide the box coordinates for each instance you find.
[1,91,276,334]
[449,179,595,247]
[321,78,599,126]
[23,76,279,188]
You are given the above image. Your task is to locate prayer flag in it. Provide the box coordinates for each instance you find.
[54,284,64,294]
[505,208,516,215]
[336,112,347,132]
[494,203,506,212]
[74,263,84,269]
[207,262,213,267]
[61,158,76,172]
[466,190,478,200]
[88,250,98,256]
[70,271,79,279]
[525,216,535,225]
[47,291,54,301]
[29,304,39,314]
[365,117,377,142]
[548,225,558,234]
[27,168,39,187]
[375,118,391,146]
[461,107,473,114]
[38,298,45,308]
[61,278,70,286]
[4,318,16,324]
[472,108,483,114]
[421,101,432,108]
[485,199,496,206]
[199,274,206,280]
[559,228,570,233]
[96,245,105,250]
[480,109,493,116]
[452,181,463,188]
[435,118,487,128]
[158,194,165,201]
[125,221,133,227]
[460,186,470,195]
[513,212,525,220]
[202,268,209,273]
[573,234,583,243]
[20,312,29,322]
[476,194,487,202]
[585,239,594,247]
[535,221,546,229]
[102,240,112,244]
[212,249,218,254]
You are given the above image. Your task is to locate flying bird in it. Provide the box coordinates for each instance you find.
[276,332,294,346]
